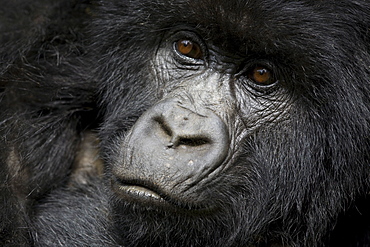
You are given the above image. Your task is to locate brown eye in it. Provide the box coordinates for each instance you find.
[176,39,203,59]
[249,66,274,85]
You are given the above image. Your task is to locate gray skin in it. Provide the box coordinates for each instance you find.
[110,31,289,210]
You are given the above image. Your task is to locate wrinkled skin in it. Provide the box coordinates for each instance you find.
[95,1,370,246]
[1,0,369,246]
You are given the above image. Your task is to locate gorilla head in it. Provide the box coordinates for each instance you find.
[88,0,370,246]
[31,0,370,246]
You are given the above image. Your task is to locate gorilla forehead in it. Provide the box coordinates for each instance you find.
[104,0,350,61]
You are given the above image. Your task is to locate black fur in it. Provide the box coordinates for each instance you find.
[0,0,96,245]
[1,0,370,246]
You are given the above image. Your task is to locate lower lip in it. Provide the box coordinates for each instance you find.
[118,185,162,200]
[113,182,214,213]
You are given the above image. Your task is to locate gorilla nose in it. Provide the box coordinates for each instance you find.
[156,105,216,150]
[124,99,230,188]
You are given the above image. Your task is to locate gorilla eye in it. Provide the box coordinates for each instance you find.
[249,66,274,85]
[176,39,203,59]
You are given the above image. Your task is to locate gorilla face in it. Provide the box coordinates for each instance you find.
[91,0,370,246]
[108,2,294,210]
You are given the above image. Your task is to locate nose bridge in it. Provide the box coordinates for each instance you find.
[174,71,229,109]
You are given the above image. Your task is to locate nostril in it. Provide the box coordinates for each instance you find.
[167,136,211,149]
[154,116,172,139]
[154,116,211,149]
[177,137,210,147]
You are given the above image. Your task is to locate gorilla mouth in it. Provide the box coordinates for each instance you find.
[116,184,165,202]
[112,178,180,209]
[112,178,212,212]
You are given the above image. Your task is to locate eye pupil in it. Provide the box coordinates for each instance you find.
[250,66,273,85]
[177,39,203,59]
[179,40,193,54]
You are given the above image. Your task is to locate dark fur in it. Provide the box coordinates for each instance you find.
[0,0,96,245]
[1,0,370,246]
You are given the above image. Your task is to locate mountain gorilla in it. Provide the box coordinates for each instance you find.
[1,0,370,246]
